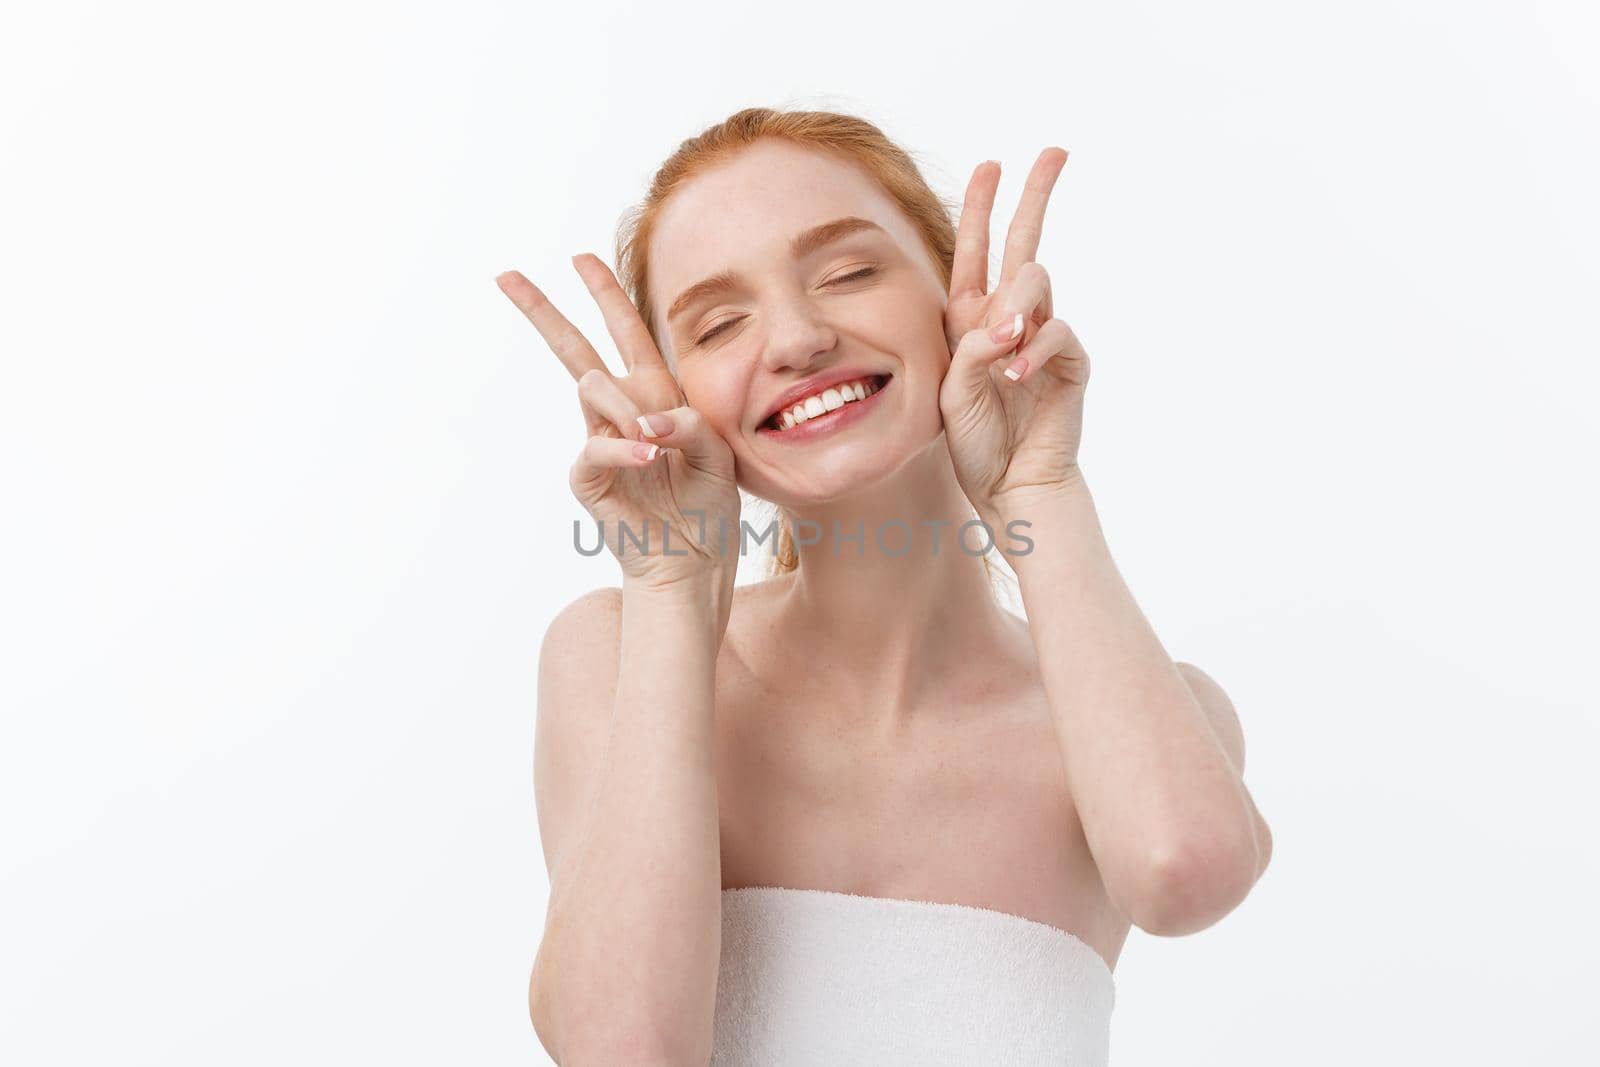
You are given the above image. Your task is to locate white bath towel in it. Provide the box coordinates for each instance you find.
[712,886,1115,1066]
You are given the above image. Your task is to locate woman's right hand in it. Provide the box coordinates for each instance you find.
[497,255,741,599]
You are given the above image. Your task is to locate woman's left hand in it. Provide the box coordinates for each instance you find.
[940,148,1091,521]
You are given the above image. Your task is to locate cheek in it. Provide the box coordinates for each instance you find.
[887,291,954,375]
[881,278,946,342]
[680,371,751,437]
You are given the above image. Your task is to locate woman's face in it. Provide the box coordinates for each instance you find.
[647,139,951,507]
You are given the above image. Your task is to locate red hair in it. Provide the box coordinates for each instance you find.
[613,106,968,578]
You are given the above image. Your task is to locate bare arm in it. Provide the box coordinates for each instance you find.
[498,258,741,1064]
[530,576,727,1065]
[934,148,1267,937]
[1176,660,1273,884]
[995,475,1270,937]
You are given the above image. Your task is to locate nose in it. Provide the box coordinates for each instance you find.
[759,292,838,375]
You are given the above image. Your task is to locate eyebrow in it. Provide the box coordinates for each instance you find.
[664,216,888,325]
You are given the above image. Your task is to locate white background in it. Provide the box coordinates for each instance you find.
[4,1,1597,1063]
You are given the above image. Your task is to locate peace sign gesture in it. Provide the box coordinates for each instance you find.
[938,148,1092,521]
[496,255,740,597]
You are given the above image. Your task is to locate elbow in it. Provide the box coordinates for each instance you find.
[1129,827,1266,937]
[1253,810,1275,880]
[529,954,561,1061]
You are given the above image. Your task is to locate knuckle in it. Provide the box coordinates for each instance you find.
[552,334,584,361]
[958,325,992,354]
[956,331,980,356]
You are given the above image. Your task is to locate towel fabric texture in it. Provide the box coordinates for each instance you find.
[711,886,1115,1066]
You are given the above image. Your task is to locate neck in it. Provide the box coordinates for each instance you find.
[764,437,1019,728]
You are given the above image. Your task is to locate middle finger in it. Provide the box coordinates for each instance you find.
[495,270,609,383]
[998,147,1069,285]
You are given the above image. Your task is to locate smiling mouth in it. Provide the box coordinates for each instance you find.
[761,374,892,432]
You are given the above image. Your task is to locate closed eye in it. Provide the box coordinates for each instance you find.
[828,266,878,286]
[692,317,742,347]
[691,267,881,347]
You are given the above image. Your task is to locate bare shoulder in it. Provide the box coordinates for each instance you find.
[1175,661,1246,773]
[540,586,624,678]
[533,586,625,881]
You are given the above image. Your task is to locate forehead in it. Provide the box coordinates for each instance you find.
[647,140,923,334]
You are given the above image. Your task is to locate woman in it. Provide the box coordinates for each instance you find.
[497,107,1272,1066]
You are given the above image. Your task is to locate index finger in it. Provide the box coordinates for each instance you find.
[570,253,673,377]
[950,160,1001,299]
[997,147,1069,285]
[495,270,608,382]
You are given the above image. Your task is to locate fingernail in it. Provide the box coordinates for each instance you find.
[632,442,660,461]
[990,313,1023,343]
[1003,358,1027,381]
[637,413,672,437]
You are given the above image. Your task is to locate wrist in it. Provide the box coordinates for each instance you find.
[622,566,735,631]
[984,468,1090,529]
[987,471,1098,575]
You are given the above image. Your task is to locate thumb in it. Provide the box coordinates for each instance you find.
[632,404,735,475]
[948,313,1030,399]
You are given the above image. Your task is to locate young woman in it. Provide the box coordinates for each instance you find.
[496,107,1272,1066]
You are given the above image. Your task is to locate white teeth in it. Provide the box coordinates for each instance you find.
[766,375,883,431]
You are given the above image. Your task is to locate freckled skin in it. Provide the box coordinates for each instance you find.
[645,140,1134,969]
[649,140,951,505]
[709,575,1133,970]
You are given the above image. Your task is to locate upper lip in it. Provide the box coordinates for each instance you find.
[759,367,886,426]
